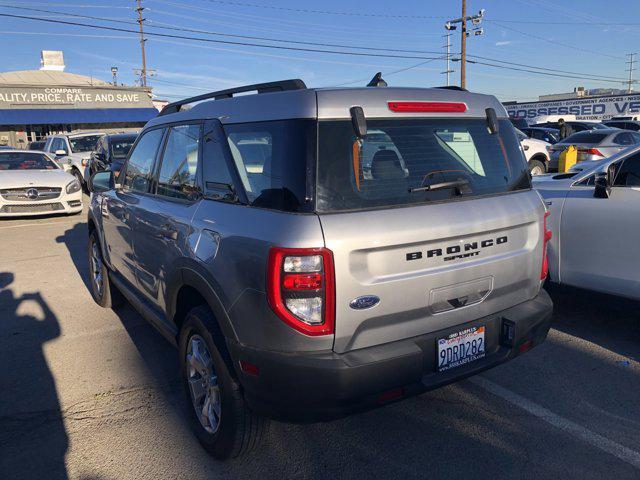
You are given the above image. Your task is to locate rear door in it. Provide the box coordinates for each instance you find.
[101,128,164,288]
[315,117,545,353]
[130,122,203,310]
[560,153,640,299]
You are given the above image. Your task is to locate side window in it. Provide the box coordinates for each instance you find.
[52,138,66,153]
[614,132,634,146]
[123,129,164,193]
[614,154,640,187]
[202,124,236,201]
[632,132,640,143]
[156,124,201,200]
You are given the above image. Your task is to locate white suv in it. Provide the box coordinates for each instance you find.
[516,128,550,175]
[44,132,104,187]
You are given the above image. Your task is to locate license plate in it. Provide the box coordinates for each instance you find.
[437,326,485,372]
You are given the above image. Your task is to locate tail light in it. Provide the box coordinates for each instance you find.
[267,247,335,336]
[578,148,604,157]
[540,211,552,280]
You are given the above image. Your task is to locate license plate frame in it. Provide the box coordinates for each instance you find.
[437,325,486,372]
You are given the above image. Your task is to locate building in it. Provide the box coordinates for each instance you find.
[0,51,158,148]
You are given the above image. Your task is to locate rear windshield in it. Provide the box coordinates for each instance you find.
[560,132,608,144]
[316,119,530,212]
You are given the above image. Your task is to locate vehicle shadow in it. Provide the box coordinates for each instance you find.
[0,272,69,479]
[546,283,640,362]
[56,221,92,293]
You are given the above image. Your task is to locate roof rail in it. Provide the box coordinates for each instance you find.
[159,79,307,116]
[435,85,468,91]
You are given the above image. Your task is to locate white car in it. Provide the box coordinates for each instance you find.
[43,132,105,187]
[533,146,640,299]
[515,128,551,175]
[0,150,83,217]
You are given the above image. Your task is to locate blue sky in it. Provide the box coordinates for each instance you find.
[0,0,637,102]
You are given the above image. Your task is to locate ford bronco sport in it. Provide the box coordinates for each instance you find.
[87,78,553,459]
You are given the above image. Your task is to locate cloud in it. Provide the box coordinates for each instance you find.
[495,41,512,46]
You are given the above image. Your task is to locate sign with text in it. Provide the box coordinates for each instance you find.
[504,93,640,123]
[0,86,154,109]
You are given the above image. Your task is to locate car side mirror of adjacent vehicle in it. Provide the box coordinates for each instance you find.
[594,162,617,199]
[88,171,114,194]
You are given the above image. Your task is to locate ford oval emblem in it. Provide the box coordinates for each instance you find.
[349,295,380,310]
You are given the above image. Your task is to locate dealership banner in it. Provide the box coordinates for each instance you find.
[504,93,640,123]
[0,86,154,110]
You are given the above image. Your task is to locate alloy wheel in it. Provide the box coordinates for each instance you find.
[186,334,222,434]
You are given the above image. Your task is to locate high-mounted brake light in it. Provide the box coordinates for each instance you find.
[540,211,552,281]
[267,247,335,336]
[388,101,467,113]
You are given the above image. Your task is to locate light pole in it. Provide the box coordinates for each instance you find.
[445,3,484,89]
[111,66,118,86]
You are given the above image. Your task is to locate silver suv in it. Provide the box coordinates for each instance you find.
[87,78,553,459]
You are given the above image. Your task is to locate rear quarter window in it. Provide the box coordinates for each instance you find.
[561,132,608,144]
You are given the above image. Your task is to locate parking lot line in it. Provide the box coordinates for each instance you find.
[471,376,640,469]
[0,220,80,230]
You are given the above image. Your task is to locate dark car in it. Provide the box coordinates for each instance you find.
[521,126,560,144]
[509,116,529,130]
[28,140,46,151]
[88,133,138,179]
[602,120,640,131]
[533,121,610,133]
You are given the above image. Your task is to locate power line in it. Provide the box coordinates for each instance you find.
[152,0,443,37]
[195,0,448,19]
[0,12,446,61]
[0,7,629,87]
[487,20,624,60]
[331,57,446,87]
[0,4,444,55]
[467,54,628,83]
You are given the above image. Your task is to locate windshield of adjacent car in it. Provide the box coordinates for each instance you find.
[0,152,59,170]
[110,136,136,159]
[69,135,102,153]
[316,118,530,212]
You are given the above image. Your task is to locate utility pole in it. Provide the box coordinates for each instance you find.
[441,33,454,86]
[626,53,636,93]
[135,0,147,87]
[460,0,467,89]
[445,4,484,89]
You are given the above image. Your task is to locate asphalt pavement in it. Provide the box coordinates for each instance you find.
[0,206,639,480]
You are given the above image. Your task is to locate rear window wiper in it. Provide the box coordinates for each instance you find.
[408,178,470,194]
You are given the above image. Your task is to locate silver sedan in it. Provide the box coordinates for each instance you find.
[533,146,640,300]
[547,128,640,171]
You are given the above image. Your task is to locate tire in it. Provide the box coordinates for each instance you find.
[73,169,88,194]
[88,230,124,309]
[179,305,268,460]
[529,159,546,176]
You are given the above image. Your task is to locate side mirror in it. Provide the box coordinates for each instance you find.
[54,149,67,157]
[593,162,615,199]
[88,171,114,194]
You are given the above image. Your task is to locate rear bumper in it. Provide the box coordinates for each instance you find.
[230,289,553,422]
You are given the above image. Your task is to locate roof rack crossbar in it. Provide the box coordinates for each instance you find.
[159,79,307,116]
